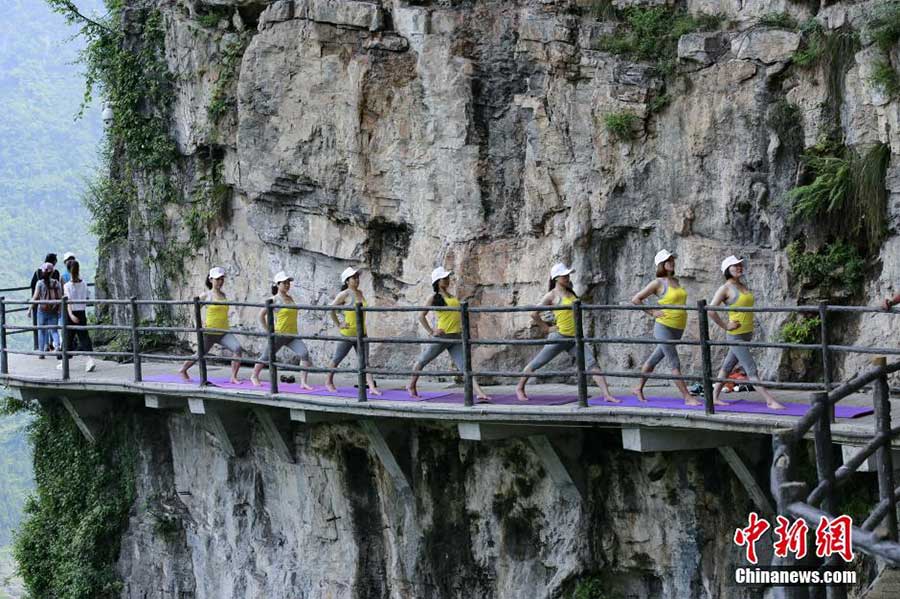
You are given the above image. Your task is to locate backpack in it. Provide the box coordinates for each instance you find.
[39,280,61,312]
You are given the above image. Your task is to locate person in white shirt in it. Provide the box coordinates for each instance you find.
[63,260,96,372]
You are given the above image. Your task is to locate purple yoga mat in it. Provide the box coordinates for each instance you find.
[587,394,873,419]
[423,393,578,406]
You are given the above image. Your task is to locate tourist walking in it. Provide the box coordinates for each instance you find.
[63,260,96,372]
[178,267,244,384]
[28,262,62,362]
[325,267,380,395]
[406,267,491,402]
[250,271,314,389]
[516,263,619,403]
[709,255,784,409]
[630,250,697,405]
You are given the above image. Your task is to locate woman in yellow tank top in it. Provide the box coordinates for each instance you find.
[516,263,619,403]
[406,267,491,401]
[630,250,696,405]
[178,267,244,384]
[325,267,381,395]
[250,271,314,389]
[709,256,784,409]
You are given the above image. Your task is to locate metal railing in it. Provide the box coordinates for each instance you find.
[771,357,900,577]
[0,282,95,352]
[0,294,899,412]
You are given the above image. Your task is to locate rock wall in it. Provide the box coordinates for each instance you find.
[98,0,900,383]
[115,404,764,598]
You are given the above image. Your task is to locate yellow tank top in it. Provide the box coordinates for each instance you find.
[274,297,299,335]
[554,296,576,337]
[205,302,229,330]
[655,279,688,330]
[436,296,461,334]
[728,286,754,335]
[341,299,367,337]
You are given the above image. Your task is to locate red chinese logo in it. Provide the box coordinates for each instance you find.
[734,512,771,564]
[773,515,809,559]
[815,515,854,562]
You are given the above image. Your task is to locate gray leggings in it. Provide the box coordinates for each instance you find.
[719,332,758,380]
[415,334,465,371]
[203,333,243,356]
[331,339,371,367]
[643,323,684,370]
[526,332,597,371]
[258,336,310,363]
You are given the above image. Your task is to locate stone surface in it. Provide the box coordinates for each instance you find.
[731,28,801,64]
[677,32,726,66]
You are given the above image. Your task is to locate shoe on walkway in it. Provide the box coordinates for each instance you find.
[56,362,63,371]
[85,359,96,373]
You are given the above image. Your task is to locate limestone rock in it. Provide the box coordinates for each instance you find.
[306,0,383,31]
[677,32,726,66]
[258,0,294,30]
[731,28,801,64]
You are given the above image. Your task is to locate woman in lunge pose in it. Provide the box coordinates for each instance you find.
[709,256,784,409]
[516,263,619,403]
[325,267,380,395]
[630,250,697,405]
[406,267,491,402]
[250,271,314,389]
[178,267,244,384]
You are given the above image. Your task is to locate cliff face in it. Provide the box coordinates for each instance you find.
[98,0,900,381]
[115,408,759,598]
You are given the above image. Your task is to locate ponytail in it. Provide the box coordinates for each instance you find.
[271,284,279,295]
[432,281,446,307]
[204,276,213,289]
[549,277,579,299]
[340,282,348,291]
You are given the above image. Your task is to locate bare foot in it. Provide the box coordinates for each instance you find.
[178,369,190,382]
[714,397,730,406]
[368,387,382,396]
[516,388,529,402]
[476,393,491,403]
[767,400,786,410]
[300,382,314,391]
[632,387,647,402]
[230,377,241,385]
[684,396,702,407]
[250,375,261,387]
[325,382,337,392]
[602,394,621,404]
[406,385,420,399]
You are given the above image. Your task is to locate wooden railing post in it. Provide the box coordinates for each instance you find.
[873,360,898,540]
[819,301,834,422]
[265,299,278,395]
[573,300,588,408]
[697,300,715,415]
[460,301,474,407]
[812,392,836,515]
[129,296,142,382]
[60,296,69,381]
[0,297,8,376]
[355,302,367,403]
[193,296,208,386]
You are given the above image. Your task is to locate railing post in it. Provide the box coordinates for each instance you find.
[265,299,278,395]
[60,296,69,381]
[697,300,715,415]
[873,361,898,541]
[460,301,474,407]
[573,300,589,408]
[0,297,8,376]
[819,301,834,422]
[130,296,142,382]
[355,302,367,403]
[31,303,38,351]
[193,296,208,386]
[812,391,836,515]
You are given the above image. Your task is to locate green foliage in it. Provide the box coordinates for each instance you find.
[577,0,616,21]
[871,60,900,97]
[787,241,866,296]
[648,93,671,115]
[197,6,232,29]
[570,575,619,599]
[759,12,798,29]
[868,2,900,53]
[4,398,135,599]
[598,7,721,77]
[787,140,889,253]
[766,99,803,148]
[604,112,640,142]
[208,33,251,123]
[778,316,821,344]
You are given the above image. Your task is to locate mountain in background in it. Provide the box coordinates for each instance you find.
[0,1,103,596]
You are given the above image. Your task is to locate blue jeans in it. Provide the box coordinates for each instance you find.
[37,309,61,352]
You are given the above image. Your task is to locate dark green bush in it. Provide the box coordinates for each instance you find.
[778,316,821,344]
[604,112,641,141]
[786,241,866,296]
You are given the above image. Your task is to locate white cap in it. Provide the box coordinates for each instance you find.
[208,266,226,279]
[721,255,744,274]
[654,249,675,265]
[273,271,293,283]
[550,263,575,280]
[63,252,76,262]
[341,267,360,283]
[430,266,453,284]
